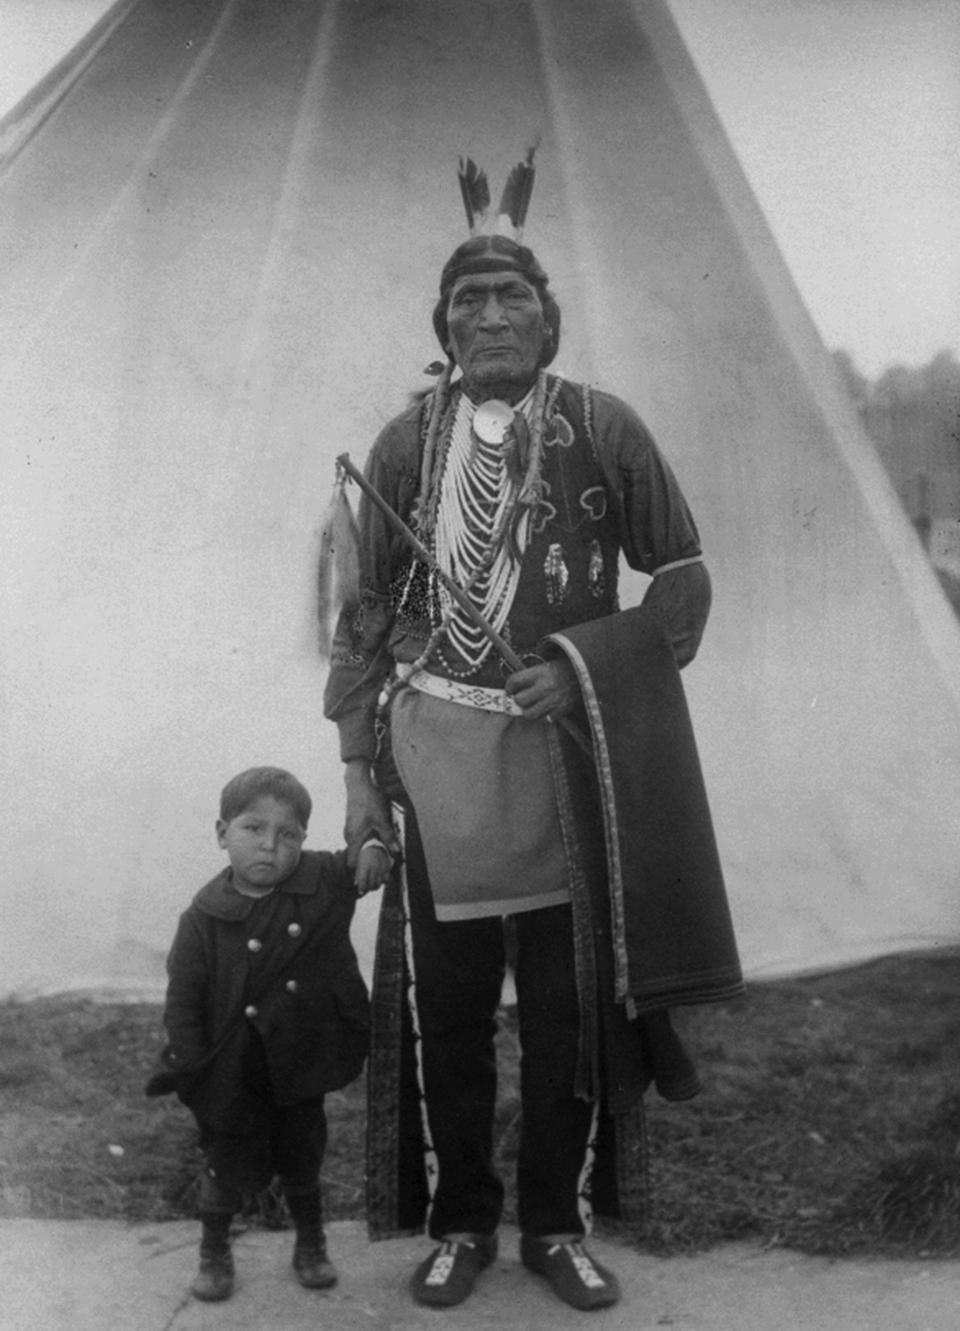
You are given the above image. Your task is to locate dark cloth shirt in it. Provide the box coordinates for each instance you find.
[324,375,709,765]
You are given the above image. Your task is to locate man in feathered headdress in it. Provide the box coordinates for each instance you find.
[323,149,742,1312]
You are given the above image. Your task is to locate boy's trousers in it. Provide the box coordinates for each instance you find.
[199,1083,328,1210]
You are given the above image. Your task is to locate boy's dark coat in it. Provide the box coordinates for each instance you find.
[163,849,369,1133]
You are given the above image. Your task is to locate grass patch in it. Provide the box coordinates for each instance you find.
[1,952,959,1256]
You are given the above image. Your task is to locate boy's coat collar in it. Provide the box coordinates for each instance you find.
[193,851,318,920]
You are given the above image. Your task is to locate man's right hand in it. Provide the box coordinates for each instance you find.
[344,758,394,859]
[354,842,393,896]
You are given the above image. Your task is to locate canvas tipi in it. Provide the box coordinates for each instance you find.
[2,0,959,996]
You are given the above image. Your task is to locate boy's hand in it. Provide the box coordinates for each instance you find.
[354,843,393,896]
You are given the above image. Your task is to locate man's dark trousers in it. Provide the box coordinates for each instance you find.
[402,810,595,1240]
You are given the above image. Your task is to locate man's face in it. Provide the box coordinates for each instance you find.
[216,795,305,893]
[446,270,546,399]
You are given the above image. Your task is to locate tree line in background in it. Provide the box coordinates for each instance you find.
[833,347,960,615]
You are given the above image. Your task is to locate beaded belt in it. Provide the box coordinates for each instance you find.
[403,667,524,716]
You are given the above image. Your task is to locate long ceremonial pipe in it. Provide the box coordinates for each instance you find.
[336,452,592,757]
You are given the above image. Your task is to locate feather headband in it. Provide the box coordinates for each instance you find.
[457,139,539,242]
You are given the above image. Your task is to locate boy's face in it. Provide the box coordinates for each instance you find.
[216,795,306,893]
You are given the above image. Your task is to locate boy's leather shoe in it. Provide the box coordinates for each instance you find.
[410,1233,498,1307]
[191,1251,235,1302]
[520,1234,621,1310]
[292,1239,338,1289]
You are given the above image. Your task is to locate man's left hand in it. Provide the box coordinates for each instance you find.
[504,658,579,721]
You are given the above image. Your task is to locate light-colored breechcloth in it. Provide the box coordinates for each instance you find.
[389,671,570,920]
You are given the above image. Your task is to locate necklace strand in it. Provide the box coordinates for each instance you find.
[435,414,513,665]
[433,388,536,669]
[411,373,554,676]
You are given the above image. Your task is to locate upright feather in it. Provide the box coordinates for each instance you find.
[496,139,539,239]
[457,157,490,235]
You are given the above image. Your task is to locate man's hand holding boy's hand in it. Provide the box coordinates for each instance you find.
[354,841,393,896]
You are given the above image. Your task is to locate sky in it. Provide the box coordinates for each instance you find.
[1,0,957,380]
[668,0,960,378]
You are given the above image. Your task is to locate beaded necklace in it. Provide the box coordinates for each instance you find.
[408,369,555,679]
[432,388,533,670]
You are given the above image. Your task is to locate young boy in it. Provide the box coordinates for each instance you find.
[159,766,390,1302]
